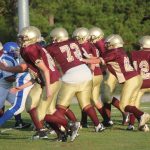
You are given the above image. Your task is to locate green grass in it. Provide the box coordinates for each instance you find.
[0,102,150,150]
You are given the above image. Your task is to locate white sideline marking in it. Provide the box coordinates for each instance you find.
[0,128,14,133]
[112,106,150,110]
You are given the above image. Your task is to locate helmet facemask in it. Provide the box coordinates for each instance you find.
[105,34,124,50]
[89,27,104,43]
[139,36,150,49]
[72,27,89,44]
[50,27,69,43]
[18,26,41,47]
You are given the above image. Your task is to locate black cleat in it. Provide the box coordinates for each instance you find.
[15,121,31,129]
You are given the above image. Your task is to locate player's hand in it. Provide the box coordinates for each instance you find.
[0,62,7,70]
[46,88,52,99]
[10,87,20,93]
[90,64,96,72]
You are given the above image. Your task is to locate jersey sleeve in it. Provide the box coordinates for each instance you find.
[1,57,17,78]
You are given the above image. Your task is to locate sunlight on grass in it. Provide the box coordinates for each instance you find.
[0,102,150,150]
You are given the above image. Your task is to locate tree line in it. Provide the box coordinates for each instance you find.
[0,0,149,51]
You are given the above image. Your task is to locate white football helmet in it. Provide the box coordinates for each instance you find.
[139,36,150,49]
[89,27,104,43]
[105,34,124,49]
[72,27,89,43]
[18,26,41,47]
[50,27,69,42]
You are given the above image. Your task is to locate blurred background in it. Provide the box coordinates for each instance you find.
[0,0,149,51]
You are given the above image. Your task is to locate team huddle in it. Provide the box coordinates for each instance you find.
[0,26,150,142]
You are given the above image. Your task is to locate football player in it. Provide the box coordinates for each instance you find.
[46,27,105,132]
[72,27,110,128]
[128,36,150,131]
[102,34,150,130]
[18,26,81,141]
[0,27,78,142]
[89,27,129,125]
[0,42,3,56]
[0,42,31,128]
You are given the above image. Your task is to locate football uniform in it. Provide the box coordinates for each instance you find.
[0,72,33,126]
[0,50,3,57]
[94,39,118,103]
[103,48,143,111]
[131,49,150,108]
[81,41,103,105]
[0,54,18,108]
[46,39,92,109]
[20,43,61,121]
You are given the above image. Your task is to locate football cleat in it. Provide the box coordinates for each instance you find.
[139,124,150,132]
[80,123,89,128]
[102,120,114,127]
[126,125,135,131]
[139,113,150,128]
[14,121,31,129]
[95,123,105,132]
[49,129,56,135]
[68,121,80,142]
[122,113,129,125]
[57,131,68,142]
[32,129,48,140]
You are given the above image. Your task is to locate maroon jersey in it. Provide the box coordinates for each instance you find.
[131,49,150,89]
[94,38,106,56]
[20,43,60,86]
[46,39,84,73]
[103,48,139,83]
[0,50,3,57]
[81,41,102,76]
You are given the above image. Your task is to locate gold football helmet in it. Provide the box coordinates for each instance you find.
[72,27,89,44]
[105,34,124,49]
[139,36,150,49]
[89,27,104,43]
[18,26,41,47]
[0,42,3,50]
[50,27,69,42]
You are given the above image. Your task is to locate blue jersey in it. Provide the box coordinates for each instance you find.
[0,54,18,89]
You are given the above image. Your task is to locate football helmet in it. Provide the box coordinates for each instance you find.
[105,34,124,49]
[89,27,104,43]
[0,42,3,50]
[139,36,150,49]
[18,26,41,47]
[38,36,47,47]
[72,27,89,43]
[3,42,20,58]
[50,27,69,42]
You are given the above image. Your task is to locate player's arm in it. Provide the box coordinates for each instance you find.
[10,79,35,93]
[81,57,101,64]
[35,59,51,99]
[0,62,27,73]
[4,75,16,82]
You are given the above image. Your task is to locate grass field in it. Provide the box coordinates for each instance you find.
[0,102,150,150]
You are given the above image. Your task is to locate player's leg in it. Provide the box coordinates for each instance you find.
[76,80,105,132]
[0,87,8,117]
[25,83,46,139]
[56,82,80,141]
[121,76,150,130]
[92,75,111,126]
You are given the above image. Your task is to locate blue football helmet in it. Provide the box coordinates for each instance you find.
[3,42,20,58]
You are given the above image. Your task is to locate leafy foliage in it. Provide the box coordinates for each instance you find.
[0,0,149,51]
